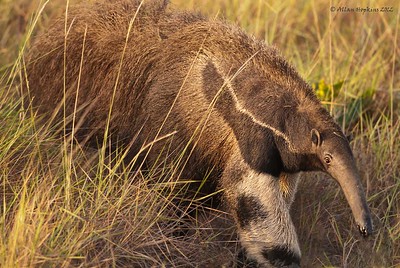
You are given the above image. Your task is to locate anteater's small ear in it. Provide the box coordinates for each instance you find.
[311,129,321,147]
[346,133,354,143]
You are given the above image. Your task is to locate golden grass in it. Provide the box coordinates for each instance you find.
[1,0,399,267]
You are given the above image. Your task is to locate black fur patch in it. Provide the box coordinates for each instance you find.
[236,247,258,268]
[202,61,284,177]
[236,194,267,228]
[261,246,300,267]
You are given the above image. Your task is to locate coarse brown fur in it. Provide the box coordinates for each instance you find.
[25,0,372,266]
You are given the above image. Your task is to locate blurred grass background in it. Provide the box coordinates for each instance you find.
[0,0,399,267]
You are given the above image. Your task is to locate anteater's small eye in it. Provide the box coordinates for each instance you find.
[324,154,333,165]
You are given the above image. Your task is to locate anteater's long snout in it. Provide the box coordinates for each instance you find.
[329,163,373,237]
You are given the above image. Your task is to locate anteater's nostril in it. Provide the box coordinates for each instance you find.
[358,225,369,237]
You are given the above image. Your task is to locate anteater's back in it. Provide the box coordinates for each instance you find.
[27,0,207,140]
[27,0,309,142]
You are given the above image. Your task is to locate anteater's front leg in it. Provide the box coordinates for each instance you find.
[222,155,301,267]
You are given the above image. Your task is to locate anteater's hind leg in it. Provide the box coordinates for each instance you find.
[222,154,301,267]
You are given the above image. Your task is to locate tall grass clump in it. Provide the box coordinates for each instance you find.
[1,0,399,267]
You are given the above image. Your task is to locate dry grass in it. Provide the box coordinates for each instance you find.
[1,0,399,267]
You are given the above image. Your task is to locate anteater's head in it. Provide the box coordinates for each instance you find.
[306,127,373,237]
[281,105,373,237]
[276,99,373,237]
